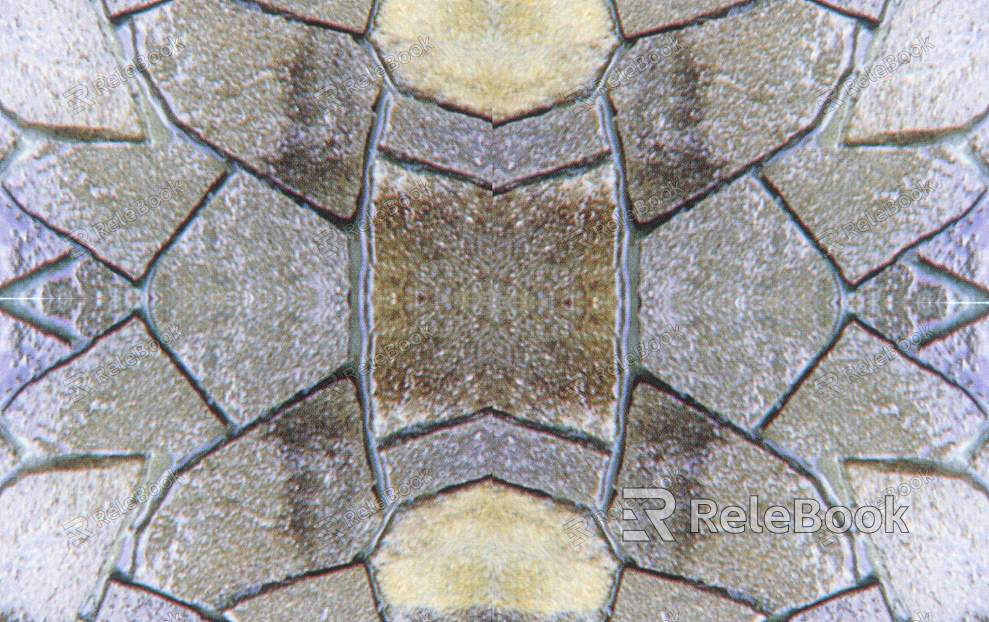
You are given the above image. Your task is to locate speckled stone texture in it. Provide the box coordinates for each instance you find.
[227,565,379,622]
[846,0,989,143]
[254,0,374,34]
[0,459,143,622]
[0,192,71,289]
[610,383,854,612]
[380,412,608,506]
[846,463,989,621]
[0,0,144,140]
[613,0,747,37]
[96,581,207,621]
[371,480,619,621]
[764,141,984,283]
[850,262,949,346]
[611,568,759,622]
[790,585,893,621]
[3,319,224,458]
[764,323,983,464]
[371,0,617,121]
[0,311,69,407]
[371,161,618,442]
[639,177,839,428]
[150,172,350,424]
[973,125,989,166]
[814,0,884,21]
[0,439,15,474]
[135,0,379,219]
[135,381,376,609]
[0,116,17,161]
[4,141,226,280]
[612,0,852,223]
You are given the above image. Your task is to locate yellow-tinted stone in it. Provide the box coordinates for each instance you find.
[371,0,618,121]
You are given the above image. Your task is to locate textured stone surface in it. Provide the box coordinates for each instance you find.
[136,381,375,608]
[0,439,15,474]
[135,0,378,219]
[611,568,759,622]
[0,0,143,140]
[846,463,989,621]
[973,124,989,167]
[0,459,142,622]
[0,311,69,407]
[104,0,167,18]
[639,177,838,428]
[0,116,17,161]
[764,142,984,282]
[610,383,853,611]
[254,0,373,33]
[381,413,608,506]
[850,262,949,346]
[613,0,851,222]
[371,161,618,442]
[918,194,989,291]
[372,480,618,620]
[847,0,989,143]
[614,0,746,37]
[371,0,617,121]
[815,0,884,21]
[0,191,72,289]
[96,581,206,621]
[5,141,226,280]
[764,323,984,464]
[3,319,224,458]
[150,173,350,424]
[227,565,379,622]
[790,585,893,622]
[921,319,989,414]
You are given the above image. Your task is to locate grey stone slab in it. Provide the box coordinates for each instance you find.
[96,581,206,621]
[0,116,18,162]
[0,459,143,622]
[135,380,375,609]
[0,438,15,475]
[764,323,984,464]
[371,480,619,621]
[0,0,144,140]
[764,141,984,283]
[0,191,72,289]
[920,318,989,414]
[3,319,224,458]
[612,568,759,622]
[614,0,747,37]
[227,565,379,622]
[255,0,373,34]
[5,141,226,280]
[371,161,618,442]
[380,413,608,507]
[611,0,852,222]
[918,194,989,291]
[846,463,989,621]
[850,262,949,347]
[639,177,838,428]
[150,172,350,424]
[973,124,989,167]
[0,310,69,407]
[846,0,989,143]
[790,585,892,621]
[609,383,854,612]
[134,0,378,219]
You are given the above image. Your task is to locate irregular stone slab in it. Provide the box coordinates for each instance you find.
[0,0,143,140]
[609,383,853,612]
[612,0,851,222]
[920,319,989,413]
[763,141,984,282]
[371,161,618,442]
[612,568,759,622]
[764,323,984,464]
[0,192,72,289]
[381,412,608,506]
[5,142,226,280]
[227,565,379,622]
[371,0,617,122]
[0,116,17,161]
[850,262,949,346]
[136,381,376,608]
[639,177,838,428]
[846,0,989,143]
[846,463,989,621]
[255,0,373,34]
[918,193,989,291]
[613,0,746,37]
[96,581,207,621]
[3,319,224,458]
[0,459,142,622]
[371,480,619,621]
[135,0,378,219]
[790,585,893,621]
[0,311,69,406]
[150,173,349,423]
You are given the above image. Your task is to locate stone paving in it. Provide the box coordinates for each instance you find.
[0,0,987,621]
